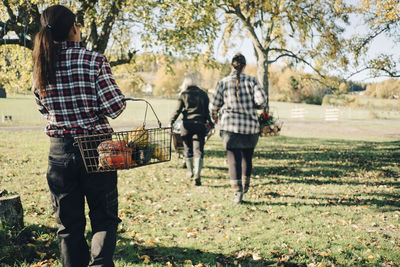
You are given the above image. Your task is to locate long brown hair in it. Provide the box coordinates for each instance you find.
[231,53,246,99]
[32,5,76,96]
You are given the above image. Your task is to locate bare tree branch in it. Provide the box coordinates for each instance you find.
[109,49,138,67]
[268,47,325,78]
[228,2,265,55]
[354,23,392,55]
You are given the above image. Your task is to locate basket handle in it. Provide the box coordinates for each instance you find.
[124,98,162,128]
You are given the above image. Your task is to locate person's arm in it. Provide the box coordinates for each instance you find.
[203,93,214,128]
[210,81,224,123]
[96,56,126,119]
[170,97,184,125]
[253,78,267,110]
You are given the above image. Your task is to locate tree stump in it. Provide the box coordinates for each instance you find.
[0,192,24,229]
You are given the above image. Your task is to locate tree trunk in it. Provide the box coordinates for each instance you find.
[0,194,24,229]
[256,55,269,109]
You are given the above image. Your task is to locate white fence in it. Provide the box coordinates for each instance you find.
[291,108,306,119]
[325,108,339,121]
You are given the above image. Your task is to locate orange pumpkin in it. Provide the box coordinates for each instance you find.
[98,150,132,169]
[97,140,127,152]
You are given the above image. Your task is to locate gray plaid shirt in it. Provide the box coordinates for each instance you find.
[210,71,267,134]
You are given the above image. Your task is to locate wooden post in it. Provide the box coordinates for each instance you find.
[0,193,24,229]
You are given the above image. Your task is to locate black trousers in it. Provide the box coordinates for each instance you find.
[227,148,255,192]
[47,137,121,267]
[181,121,206,159]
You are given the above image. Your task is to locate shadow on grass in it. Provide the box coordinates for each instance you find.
[114,236,292,266]
[207,138,399,171]
[252,175,400,187]
[0,224,58,266]
[242,189,400,212]
[245,199,400,212]
[205,138,400,211]
[207,138,399,183]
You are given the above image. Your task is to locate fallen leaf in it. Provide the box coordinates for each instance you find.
[319,251,331,257]
[252,252,262,261]
[187,232,197,238]
[236,250,251,259]
[139,255,151,263]
[145,238,156,246]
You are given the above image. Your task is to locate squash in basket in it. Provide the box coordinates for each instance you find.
[98,150,132,169]
[124,126,149,149]
[153,144,167,161]
[97,140,127,152]
[97,140,133,169]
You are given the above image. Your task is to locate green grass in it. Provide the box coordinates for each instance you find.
[1,130,399,266]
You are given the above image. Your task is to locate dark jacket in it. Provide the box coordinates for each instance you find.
[170,85,213,126]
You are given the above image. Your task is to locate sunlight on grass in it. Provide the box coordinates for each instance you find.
[1,130,399,266]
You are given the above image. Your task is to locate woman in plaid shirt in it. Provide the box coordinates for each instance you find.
[32,5,126,267]
[210,53,267,204]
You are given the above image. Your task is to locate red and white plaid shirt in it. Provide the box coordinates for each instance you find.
[34,41,126,137]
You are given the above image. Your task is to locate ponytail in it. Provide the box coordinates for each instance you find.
[231,53,246,99]
[33,27,57,96]
[32,5,76,97]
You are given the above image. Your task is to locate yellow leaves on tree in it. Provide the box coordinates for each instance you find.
[362,0,400,22]
[0,45,32,94]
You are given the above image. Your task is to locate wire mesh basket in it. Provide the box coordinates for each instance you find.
[74,98,172,173]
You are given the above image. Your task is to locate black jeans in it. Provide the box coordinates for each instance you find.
[47,137,121,267]
[180,121,206,159]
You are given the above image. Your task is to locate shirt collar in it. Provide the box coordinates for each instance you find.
[58,41,85,50]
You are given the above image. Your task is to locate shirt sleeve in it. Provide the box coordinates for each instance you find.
[252,77,267,109]
[210,80,224,121]
[33,88,49,116]
[170,97,184,124]
[203,93,213,126]
[96,56,126,119]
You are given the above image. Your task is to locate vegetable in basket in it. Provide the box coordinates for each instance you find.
[132,143,154,165]
[153,143,167,161]
[124,126,149,149]
[97,140,133,169]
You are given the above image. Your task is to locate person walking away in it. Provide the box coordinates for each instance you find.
[32,5,126,266]
[170,75,214,186]
[210,53,267,204]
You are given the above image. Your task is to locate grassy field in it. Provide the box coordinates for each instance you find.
[1,127,399,266]
[0,96,177,127]
[0,96,399,266]
[1,95,400,127]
